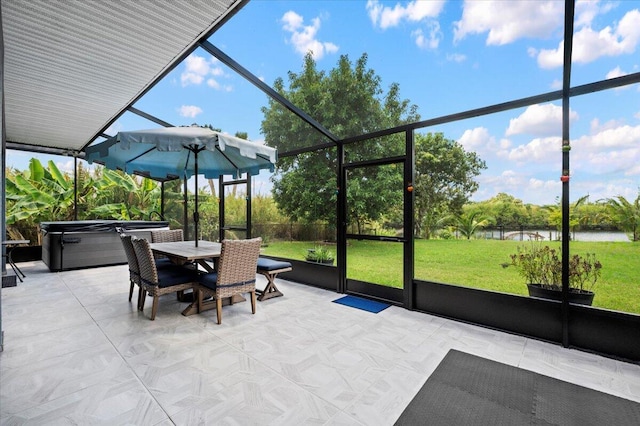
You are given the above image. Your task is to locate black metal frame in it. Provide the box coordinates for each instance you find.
[5,0,640,361]
[219,175,251,241]
[341,153,410,302]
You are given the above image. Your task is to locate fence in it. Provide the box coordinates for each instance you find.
[253,223,336,243]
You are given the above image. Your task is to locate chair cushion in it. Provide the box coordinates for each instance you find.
[155,258,175,269]
[257,257,292,272]
[156,267,200,288]
[198,272,218,290]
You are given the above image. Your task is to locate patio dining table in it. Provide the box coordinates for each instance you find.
[149,240,221,272]
[148,240,244,316]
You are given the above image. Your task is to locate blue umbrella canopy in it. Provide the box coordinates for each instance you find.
[85,126,277,180]
[85,127,278,245]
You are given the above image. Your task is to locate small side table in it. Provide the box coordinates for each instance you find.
[2,240,30,282]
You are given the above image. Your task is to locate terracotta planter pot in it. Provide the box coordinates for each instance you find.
[527,283,594,306]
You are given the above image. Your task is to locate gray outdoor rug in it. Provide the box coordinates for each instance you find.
[395,349,640,425]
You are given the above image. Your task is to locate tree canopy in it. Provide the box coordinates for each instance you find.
[414,133,487,238]
[261,52,419,224]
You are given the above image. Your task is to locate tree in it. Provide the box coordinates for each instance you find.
[605,193,640,241]
[452,210,492,240]
[5,159,164,242]
[480,193,528,228]
[261,53,418,225]
[5,159,77,242]
[414,133,487,239]
[544,195,590,238]
[88,168,159,220]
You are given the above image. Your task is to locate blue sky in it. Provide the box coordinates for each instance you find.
[7,0,640,206]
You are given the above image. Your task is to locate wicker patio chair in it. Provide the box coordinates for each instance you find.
[119,233,144,310]
[131,236,201,320]
[195,237,262,324]
[150,229,184,243]
[150,229,184,265]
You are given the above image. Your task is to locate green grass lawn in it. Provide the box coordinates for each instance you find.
[261,239,640,314]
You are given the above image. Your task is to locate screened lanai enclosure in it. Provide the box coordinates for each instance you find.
[2,0,640,362]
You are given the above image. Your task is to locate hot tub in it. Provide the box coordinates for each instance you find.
[41,220,169,271]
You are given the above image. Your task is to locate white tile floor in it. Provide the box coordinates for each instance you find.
[1,261,639,425]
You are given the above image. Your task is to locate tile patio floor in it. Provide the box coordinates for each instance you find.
[1,261,639,425]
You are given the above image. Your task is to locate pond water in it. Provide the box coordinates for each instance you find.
[483,230,630,242]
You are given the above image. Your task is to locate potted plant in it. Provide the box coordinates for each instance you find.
[506,243,602,305]
[305,246,335,265]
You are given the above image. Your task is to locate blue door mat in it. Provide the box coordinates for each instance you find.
[332,295,391,313]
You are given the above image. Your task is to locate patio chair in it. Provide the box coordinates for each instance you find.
[150,228,184,266]
[131,236,201,320]
[195,237,262,324]
[150,228,197,301]
[119,233,144,310]
[151,229,184,243]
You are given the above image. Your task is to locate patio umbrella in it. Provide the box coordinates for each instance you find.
[85,126,277,246]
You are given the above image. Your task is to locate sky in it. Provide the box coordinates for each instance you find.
[7,0,640,206]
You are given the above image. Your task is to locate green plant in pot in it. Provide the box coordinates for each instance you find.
[305,246,335,265]
[506,242,602,305]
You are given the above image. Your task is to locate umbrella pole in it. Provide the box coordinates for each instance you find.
[194,148,199,247]
[160,181,165,219]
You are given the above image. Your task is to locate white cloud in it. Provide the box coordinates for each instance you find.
[459,127,514,160]
[566,124,640,177]
[537,9,640,69]
[412,21,442,49]
[366,0,444,30]
[574,123,640,151]
[536,41,563,69]
[56,159,75,174]
[459,126,492,151]
[506,104,578,137]
[281,10,303,31]
[574,0,616,28]
[454,1,563,45]
[590,118,625,134]
[180,54,230,90]
[508,136,562,164]
[446,53,466,63]
[181,55,208,86]
[486,170,525,188]
[178,105,203,118]
[206,78,232,92]
[579,148,640,176]
[281,11,338,60]
[474,170,560,204]
[606,66,627,79]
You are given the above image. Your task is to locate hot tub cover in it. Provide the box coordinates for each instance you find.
[40,220,169,234]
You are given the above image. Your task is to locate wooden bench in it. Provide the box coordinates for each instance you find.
[256,257,292,301]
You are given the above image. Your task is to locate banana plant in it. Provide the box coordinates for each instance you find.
[5,158,75,225]
[85,167,160,220]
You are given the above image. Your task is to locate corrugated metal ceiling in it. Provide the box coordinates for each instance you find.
[2,0,245,154]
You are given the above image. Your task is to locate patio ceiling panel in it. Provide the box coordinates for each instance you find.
[2,0,243,154]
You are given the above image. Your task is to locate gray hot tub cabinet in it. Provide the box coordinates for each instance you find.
[41,220,169,271]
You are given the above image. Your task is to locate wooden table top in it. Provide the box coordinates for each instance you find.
[148,240,222,261]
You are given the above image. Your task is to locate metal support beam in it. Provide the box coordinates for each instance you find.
[403,130,415,310]
[561,0,576,348]
[337,143,346,294]
[128,106,174,128]
[199,40,339,144]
